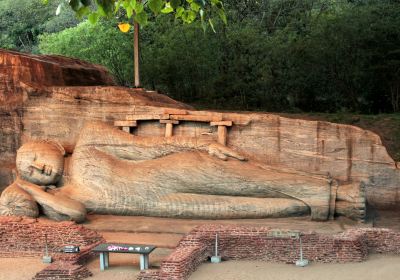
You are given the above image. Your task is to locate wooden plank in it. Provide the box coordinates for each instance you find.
[114,120,137,127]
[210,121,233,127]
[160,120,179,124]
[165,123,174,137]
[164,108,187,115]
[170,114,222,122]
[218,125,228,146]
[126,114,163,121]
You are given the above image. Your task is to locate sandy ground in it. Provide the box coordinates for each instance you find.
[3,253,399,280]
[190,254,400,280]
[86,247,172,280]
[1,258,47,280]
[1,247,172,280]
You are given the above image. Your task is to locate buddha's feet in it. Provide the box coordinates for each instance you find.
[335,182,366,221]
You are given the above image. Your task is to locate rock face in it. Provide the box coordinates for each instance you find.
[0,49,116,191]
[0,49,114,104]
[2,122,366,222]
[0,50,399,213]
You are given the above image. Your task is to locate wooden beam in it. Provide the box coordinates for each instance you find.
[170,114,222,122]
[218,126,228,146]
[210,121,233,127]
[164,109,187,115]
[126,114,164,121]
[160,120,179,125]
[114,120,137,127]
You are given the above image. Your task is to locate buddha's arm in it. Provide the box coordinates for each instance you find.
[77,121,245,161]
[17,180,86,223]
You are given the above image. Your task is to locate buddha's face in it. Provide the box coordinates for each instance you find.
[16,141,64,185]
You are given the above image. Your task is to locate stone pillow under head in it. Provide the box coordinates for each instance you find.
[0,182,39,218]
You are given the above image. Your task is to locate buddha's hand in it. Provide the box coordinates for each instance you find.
[31,162,52,176]
[208,143,247,161]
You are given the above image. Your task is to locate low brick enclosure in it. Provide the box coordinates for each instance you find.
[1,217,400,280]
[32,261,93,280]
[0,216,104,261]
[0,216,104,280]
[138,224,400,280]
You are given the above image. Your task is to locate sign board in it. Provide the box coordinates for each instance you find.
[267,230,300,239]
[92,243,156,254]
[63,245,80,253]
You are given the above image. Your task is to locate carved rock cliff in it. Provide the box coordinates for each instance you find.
[0,50,399,210]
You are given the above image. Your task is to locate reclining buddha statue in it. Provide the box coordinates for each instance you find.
[0,121,365,223]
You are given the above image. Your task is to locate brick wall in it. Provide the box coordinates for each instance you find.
[138,225,400,280]
[32,261,92,280]
[350,228,400,254]
[0,216,104,262]
[2,217,399,280]
[0,216,105,280]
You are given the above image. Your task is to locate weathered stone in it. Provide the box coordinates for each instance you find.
[1,121,367,222]
[0,50,191,192]
[0,48,116,194]
[0,49,399,218]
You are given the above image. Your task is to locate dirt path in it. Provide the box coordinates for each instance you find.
[0,258,47,280]
[190,254,400,280]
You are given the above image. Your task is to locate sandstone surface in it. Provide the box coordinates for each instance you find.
[0,48,115,190]
[0,50,399,212]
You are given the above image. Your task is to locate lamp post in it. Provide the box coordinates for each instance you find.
[133,20,140,88]
[118,17,141,88]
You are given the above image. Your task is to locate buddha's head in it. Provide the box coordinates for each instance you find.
[16,140,65,185]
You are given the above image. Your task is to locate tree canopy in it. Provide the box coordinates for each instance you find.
[1,0,400,114]
[0,0,77,53]
[43,0,227,30]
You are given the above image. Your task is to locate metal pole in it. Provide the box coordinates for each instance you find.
[42,234,52,263]
[211,233,221,263]
[45,234,48,256]
[134,21,140,87]
[295,235,308,267]
[215,233,218,256]
[299,237,303,261]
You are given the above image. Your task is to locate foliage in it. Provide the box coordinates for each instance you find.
[43,0,227,30]
[0,0,77,53]
[39,20,133,85]
[3,0,400,114]
[138,0,400,113]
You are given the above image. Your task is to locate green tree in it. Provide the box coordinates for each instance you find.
[0,0,77,53]
[38,0,400,113]
[44,0,227,28]
[40,20,133,85]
